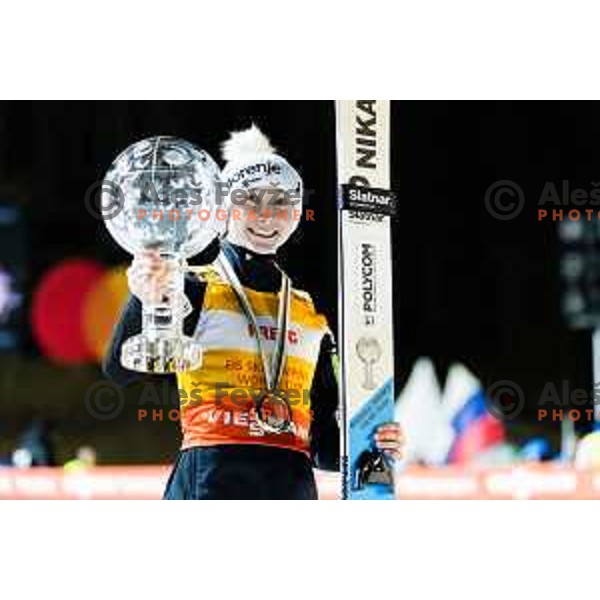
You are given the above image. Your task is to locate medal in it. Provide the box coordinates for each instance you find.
[216,251,293,434]
[255,391,294,434]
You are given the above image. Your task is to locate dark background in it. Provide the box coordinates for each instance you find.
[0,100,594,463]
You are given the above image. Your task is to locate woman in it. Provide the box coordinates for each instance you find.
[104,125,403,499]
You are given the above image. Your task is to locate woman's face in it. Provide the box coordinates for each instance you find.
[226,187,297,254]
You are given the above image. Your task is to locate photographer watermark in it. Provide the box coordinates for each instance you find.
[484,180,525,221]
[133,206,315,224]
[485,379,525,420]
[485,378,600,422]
[84,179,124,221]
[84,177,319,222]
[84,379,313,420]
[537,380,600,422]
[84,380,125,421]
[484,179,600,221]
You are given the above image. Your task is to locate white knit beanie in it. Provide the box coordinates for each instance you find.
[220,124,303,213]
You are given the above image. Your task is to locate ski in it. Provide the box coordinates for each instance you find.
[335,100,396,500]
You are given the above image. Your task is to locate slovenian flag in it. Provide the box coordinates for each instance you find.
[443,363,505,464]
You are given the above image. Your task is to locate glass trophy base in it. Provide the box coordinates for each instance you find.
[121,334,202,373]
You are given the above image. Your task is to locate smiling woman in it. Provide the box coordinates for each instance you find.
[221,126,304,255]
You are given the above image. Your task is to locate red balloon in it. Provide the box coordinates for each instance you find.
[31,259,106,365]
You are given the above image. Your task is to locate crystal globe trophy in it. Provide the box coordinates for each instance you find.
[100,136,223,373]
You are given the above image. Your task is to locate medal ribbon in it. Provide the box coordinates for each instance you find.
[215,252,291,396]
